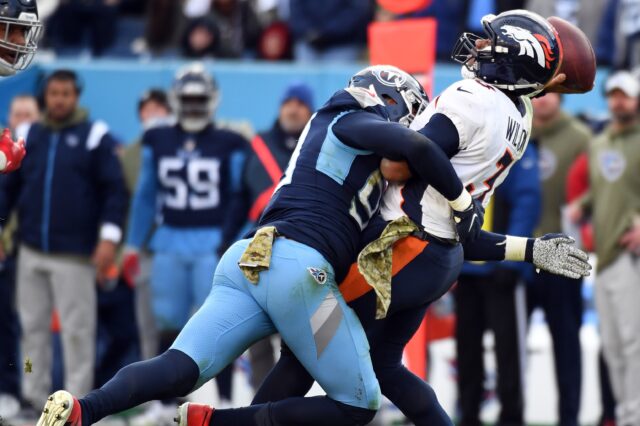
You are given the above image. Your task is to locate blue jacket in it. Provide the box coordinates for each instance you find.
[0,110,128,256]
[462,143,541,276]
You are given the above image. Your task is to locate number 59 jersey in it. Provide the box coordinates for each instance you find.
[381,78,533,239]
[143,124,246,228]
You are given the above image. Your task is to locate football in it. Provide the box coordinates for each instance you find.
[548,16,596,93]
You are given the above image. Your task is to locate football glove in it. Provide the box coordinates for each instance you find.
[0,128,26,173]
[532,233,591,279]
[452,197,484,244]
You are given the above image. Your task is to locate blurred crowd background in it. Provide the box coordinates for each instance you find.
[23,0,640,68]
[1,1,640,426]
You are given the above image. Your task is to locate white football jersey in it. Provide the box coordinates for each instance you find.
[380,78,533,239]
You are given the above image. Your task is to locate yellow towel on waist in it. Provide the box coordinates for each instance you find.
[357,216,420,319]
[237,226,277,284]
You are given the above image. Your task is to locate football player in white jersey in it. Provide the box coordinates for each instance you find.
[246,10,591,426]
[0,0,41,173]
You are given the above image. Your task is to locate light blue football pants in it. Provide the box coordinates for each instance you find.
[151,252,218,331]
[171,238,381,409]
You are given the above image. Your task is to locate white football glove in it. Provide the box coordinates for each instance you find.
[532,233,591,279]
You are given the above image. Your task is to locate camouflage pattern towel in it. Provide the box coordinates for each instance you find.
[238,226,277,284]
[357,216,420,319]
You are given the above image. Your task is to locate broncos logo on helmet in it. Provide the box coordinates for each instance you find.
[501,25,555,69]
[452,9,563,96]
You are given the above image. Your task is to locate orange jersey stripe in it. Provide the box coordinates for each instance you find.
[341,236,428,303]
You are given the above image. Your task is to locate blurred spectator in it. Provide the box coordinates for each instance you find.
[454,144,541,426]
[120,88,173,361]
[569,71,640,426]
[289,0,371,62]
[258,21,291,60]
[0,95,41,421]
[122,64,246,420]
[182,0,261,59]
[0,70,128,415]
[241,82,314,389]
[136,88,174,133]
[566,152,617,426]
[47,0,119,56]
[529,92,590,426]
[181,16,219,58]
[8,95,40,132]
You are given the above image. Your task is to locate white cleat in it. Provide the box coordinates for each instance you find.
[36,390,80,426]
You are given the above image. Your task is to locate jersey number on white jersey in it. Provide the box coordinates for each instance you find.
[465,149,515,202]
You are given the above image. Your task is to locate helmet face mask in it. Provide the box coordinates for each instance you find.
[171,63,219,133]
[451,10,563,97]
[0,5,41,76]
[349,65,429,127]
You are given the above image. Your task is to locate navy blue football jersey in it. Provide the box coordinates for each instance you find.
[142,124,246,228]
[259,90,386,281]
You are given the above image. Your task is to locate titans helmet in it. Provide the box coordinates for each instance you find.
[452,10,563,97]
[170,62,219,133]
[0,0,42,76]
[348,65,429,127]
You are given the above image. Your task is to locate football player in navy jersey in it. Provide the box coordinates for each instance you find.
[36,65,483,426]
[239,10,592,426]
[120,63,246,417]
[0,0,42,174]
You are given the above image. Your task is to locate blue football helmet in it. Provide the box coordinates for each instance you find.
[452,10,563,97]
[170,62,219,133]
[348,65,429,127]
[0,0,42,76]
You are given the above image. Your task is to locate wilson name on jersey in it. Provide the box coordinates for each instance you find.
[381,78,533,239]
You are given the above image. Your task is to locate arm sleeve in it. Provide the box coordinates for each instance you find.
[94,132,129,240]
[334,112,464,201]
[416,112,460,158]
[463,230,535,263]
[221,148,249,247]
[125,145,157,249]
[464,230,508,261]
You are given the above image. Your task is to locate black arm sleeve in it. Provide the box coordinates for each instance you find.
[417,113,460,159]
[463,230,535,262]
[333,111,463,201]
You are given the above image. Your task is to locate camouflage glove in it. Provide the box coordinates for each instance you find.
[532,233,591,279]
